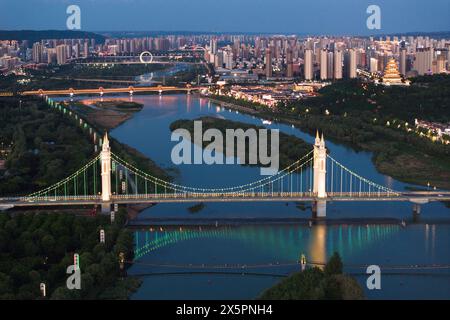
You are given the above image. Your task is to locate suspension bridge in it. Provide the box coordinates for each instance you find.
[1,130,449,216]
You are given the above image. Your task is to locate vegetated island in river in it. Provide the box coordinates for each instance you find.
[63,100,144,131]
[170,116,312,170]
[259,253,365,300]
[203,75,450,190]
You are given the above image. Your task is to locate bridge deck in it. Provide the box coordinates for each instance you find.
[21,86,207,96]
[1,192,449,207]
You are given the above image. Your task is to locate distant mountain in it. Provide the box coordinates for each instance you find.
[368,31,450,40]
[100,30,450,39]
[99,31,238,38]
[0,30,106,43]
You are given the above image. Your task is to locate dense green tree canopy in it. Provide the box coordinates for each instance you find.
[0,209,138,300]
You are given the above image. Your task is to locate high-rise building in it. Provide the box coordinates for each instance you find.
[346,48,357,78]
[334,49,342,79]
[399,48,407,75]
[447,45,450,66]
[327,51,334,79]
[435,50,447,73]
[414,48,434,75]
[223,50,234,69]
[210,38,218,54]
[83,41,89,57]
[66,44,73,59]
[74,43,80,58]
[344,49,356,79]
[304,49,313,80]
[56,44,68,65]
[265,47,273,78]
[358,49,367,68]
[320,49,328,80]
[47,48,56,64]
[32,42,44,63]
[377,54,388,73]
[370,57,378,73]
[233,39,240,57]
[214,50,224,68]
[286,48,293,78]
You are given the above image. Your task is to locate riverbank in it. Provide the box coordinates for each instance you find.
[64,99,144,131]
[206,97,261,115]
[203,94,450,190]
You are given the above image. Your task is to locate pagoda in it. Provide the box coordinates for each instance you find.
[381,58,410,86]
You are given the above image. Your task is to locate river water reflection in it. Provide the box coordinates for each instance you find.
[66,94,450,299]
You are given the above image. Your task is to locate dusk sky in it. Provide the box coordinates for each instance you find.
[1,0,449,35]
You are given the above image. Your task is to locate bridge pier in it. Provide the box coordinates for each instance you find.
[412,203,421,215]
[312,200,327,219]
[101,202,111,214]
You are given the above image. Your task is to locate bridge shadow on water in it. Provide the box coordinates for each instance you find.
[131,223,401,264]
[126,221,450,300]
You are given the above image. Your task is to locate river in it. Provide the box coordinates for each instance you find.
[67,94,450,300]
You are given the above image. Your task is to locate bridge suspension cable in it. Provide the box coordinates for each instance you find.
[110,150,315,195]
[326,155,399,196]
[16,142,404,203]
[23,154,101,201]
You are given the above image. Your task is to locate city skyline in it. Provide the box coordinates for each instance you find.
[1,0,450,35]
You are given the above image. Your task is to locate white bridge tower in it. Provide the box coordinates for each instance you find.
[313,131,327,199]
[101,133,112,203]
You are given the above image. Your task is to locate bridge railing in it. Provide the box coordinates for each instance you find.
[326,192,401,198]
[112,192,316,200]
[111,191,402,200]
[19,195,102,202]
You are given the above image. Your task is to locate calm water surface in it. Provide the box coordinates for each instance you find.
[65,94,450,299]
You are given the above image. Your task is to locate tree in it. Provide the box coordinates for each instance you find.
[0,273,12,295]
[259,252,363,300]
[40,234,56,255]
[51,286,81,300]
[321,276,342,300]
[324,252,343,276]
